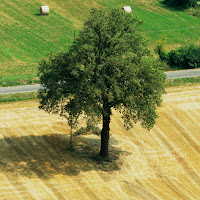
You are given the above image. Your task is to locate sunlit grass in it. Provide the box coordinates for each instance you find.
[1,0,200,86]
[0,92,38,103]
[165,76,200,86]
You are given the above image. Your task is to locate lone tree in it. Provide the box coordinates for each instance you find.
[38,8,166,159]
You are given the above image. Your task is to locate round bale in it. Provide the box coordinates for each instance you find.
[122,6,132,13]
[40,6,49,15]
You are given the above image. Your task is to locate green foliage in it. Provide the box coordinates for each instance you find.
[38,8,166,158]
[187,3,200,17]
[164,0,198,9]
[155,36,168,61]
[159,44,200,69]
[41,8,165,130]
[38,52,82,127]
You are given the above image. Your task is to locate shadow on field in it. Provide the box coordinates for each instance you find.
[0,134,128,179]
[160,2,185,11]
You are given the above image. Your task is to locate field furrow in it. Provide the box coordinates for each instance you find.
[0,84,200,199]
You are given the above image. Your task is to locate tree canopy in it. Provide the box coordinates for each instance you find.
[38,8,166,159]
[164,0,197,9]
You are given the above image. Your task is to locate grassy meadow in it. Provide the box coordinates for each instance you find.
[0,0,200,86]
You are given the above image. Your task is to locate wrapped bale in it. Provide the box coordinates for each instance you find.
[122,6,132,13]
[40,6,49,15]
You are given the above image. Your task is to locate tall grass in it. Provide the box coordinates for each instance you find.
[0,92,38,103]
[165,76,200,86]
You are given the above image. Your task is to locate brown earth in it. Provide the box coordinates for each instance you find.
[0,84,200,200]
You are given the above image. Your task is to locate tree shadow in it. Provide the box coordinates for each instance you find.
[35,14,50,16]
[0,134,128,179]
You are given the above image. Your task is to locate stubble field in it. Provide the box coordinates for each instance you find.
[0,84,200,200]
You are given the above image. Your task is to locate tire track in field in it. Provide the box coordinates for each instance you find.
[155,126,200,187]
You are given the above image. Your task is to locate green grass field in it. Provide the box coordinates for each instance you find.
[1,0,200,86]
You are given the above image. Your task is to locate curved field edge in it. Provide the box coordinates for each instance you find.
[1,0,200,86]
[0,84,200,199]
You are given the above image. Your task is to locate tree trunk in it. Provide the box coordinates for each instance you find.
[99,102,111,159]
[69,123,73,149]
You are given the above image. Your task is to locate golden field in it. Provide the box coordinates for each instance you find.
[0,84,200,200]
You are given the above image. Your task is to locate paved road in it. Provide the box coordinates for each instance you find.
[0,84,42,95]
[0,69,200,95]
[165,69,200,79]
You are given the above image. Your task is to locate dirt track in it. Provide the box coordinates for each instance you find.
[0,85,200,200]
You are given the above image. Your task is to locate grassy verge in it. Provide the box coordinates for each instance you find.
[0,77,199,103]
[165,76,200,87]
[0,92,38,103]
[0,76,39,87]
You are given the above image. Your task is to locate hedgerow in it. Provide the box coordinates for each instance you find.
[164,0,198,9]
[158,44,200,69]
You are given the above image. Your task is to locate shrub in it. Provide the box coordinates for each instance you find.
[164,0,198,9]
[159,44,200,69]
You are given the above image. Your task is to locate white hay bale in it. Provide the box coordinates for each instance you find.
[122,6,132,13]
[40,6,49,15]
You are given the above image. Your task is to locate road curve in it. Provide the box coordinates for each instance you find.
[0,69,200,95]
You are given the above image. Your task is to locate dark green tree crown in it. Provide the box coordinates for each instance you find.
[38,8,166,130]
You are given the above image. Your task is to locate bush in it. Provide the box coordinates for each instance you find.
[159,44,200,69]
[164,0,197,9]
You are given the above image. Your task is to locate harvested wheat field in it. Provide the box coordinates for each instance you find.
[0,84,200,200]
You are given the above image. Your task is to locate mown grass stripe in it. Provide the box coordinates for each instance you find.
[1,0,200,86]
